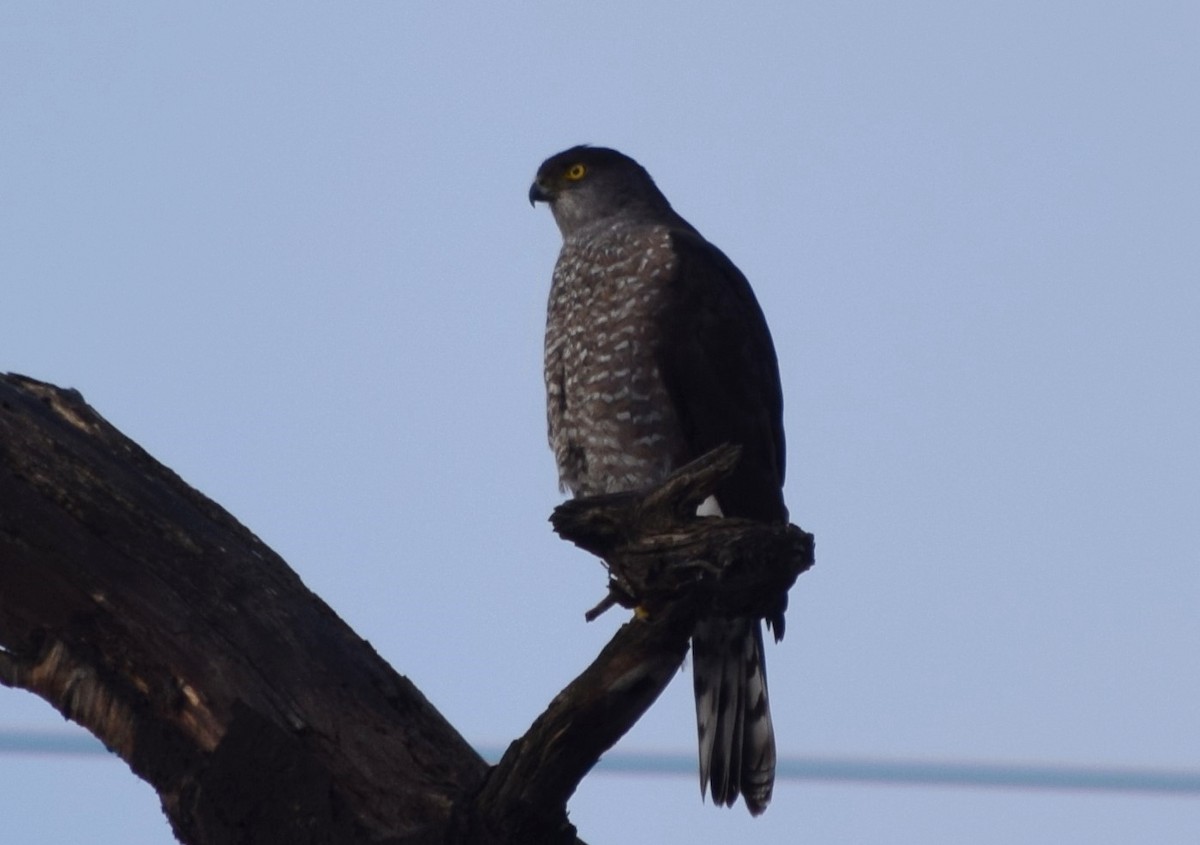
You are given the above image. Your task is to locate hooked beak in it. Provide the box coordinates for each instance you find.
[528,180,552,207]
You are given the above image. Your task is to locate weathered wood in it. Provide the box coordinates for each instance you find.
[462,596,698,845]
[459,446,814,839]
[551,445,813,635]
[0,374,485,844]
[0,374,812,844]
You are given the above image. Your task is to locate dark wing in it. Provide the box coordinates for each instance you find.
[655,229,788,525]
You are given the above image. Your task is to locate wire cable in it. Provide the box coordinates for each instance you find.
[3,730,1196,796]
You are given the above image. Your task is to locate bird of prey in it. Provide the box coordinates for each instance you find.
[530,145,788,815]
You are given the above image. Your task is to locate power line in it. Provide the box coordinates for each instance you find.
[2,729,1197,796]
[587,750,1200,796]
[0,729,102,757]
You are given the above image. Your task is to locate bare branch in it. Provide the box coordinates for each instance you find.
[467,445,814,837]
[0,375,812,844]
[0,374,485,844]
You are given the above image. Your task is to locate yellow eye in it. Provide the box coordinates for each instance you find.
[565,163,587,181]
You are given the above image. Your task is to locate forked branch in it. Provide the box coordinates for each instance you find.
[0,374,812,845]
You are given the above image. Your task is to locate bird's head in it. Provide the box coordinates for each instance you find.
[529,145,670,237]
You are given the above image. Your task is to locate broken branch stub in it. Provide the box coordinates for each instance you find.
[549,444,814,626]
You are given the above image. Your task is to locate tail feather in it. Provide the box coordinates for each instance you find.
[693,616,776,815]
[740,623,775,812]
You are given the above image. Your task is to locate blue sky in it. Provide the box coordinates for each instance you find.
[3,2,1198,842]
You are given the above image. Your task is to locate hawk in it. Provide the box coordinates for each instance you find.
[530,145,788,815]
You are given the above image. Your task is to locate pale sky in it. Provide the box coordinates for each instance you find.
[3,2,1199,843]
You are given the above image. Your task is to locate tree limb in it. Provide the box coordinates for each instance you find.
[0,373,484,843]
[462,445,814,839]
[0,374,813,844]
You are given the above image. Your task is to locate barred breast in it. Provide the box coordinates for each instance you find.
[544,223,686,496]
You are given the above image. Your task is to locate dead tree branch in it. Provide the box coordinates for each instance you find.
[462,445,814,840]
[0,374,812,844]
[0,373,491,843]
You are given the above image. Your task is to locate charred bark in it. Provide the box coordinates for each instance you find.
[0,374,812,844]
